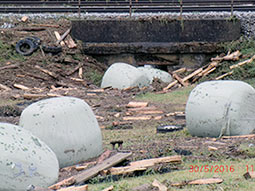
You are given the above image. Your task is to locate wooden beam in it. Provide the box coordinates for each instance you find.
[74,152,132,184]
[109,155,181,176]
[126,101,148,108]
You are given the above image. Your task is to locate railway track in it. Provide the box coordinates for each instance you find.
[0,0,254,13]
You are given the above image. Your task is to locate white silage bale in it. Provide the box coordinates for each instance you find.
[186,80,255,137]
[0,123,59,191]
[101,62,150,89]
[19,97,103,168]
[137,67,173,84]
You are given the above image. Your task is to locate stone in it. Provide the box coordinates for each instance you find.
[137,66,173,84]
[19,97,103,168]
[186,80,255,137]
[0,123,59,191]
[101,62,150,89]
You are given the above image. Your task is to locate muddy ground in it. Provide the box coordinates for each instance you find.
[0,17,255,187]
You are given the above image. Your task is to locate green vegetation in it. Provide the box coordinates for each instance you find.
[84,69,103,86]
[0,40,25,63]
[136,85,194,105]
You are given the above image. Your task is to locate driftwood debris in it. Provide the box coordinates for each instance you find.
[102,185,114,191]
[108,155,182,176]
[13,83,30,91]
[64,35,77,49]
[221,134,255,139]
[215,71,233,80]
[54,31,65,46]
[49,177,76,190]
[0,83,11,91]
[56,28,72,45]
[56,185,88,191]
[230,54,255,69]
[123,116,152,121]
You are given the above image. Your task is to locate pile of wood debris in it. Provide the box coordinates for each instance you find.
[163,50,255,92]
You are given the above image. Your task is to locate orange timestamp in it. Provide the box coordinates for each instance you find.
[189,165,254,173]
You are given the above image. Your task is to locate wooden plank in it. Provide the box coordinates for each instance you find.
[123,116,152,121]
[172,73,188,87]
[221,134,255,139]
[0,83,11,91]
[172,67,186,74]
[163,80,178,91]
[35,65,58,79]
[13,83,30,90]
[57,185,88,191]
[128,106,157,111]
[188,178,223,185]
[109,155,181,176]
[215,71,233,80]
[136,110,164,115]
[126,101,148,108]
[49,177,76,190]
[21,16,28,22]
[74,152,132,184]
[23,93,46,99]
[152,179,168,191]
[56,28,72,45]
[230,55,255,69]
[64,35,77,49]
[102,185,114,191]
[54,31,65,46]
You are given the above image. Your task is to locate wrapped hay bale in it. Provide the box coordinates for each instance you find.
[0,123,59,191]
[19,97,103,168]
[137,66,173,84]
[186,80,255,137]
[101,62,150,89]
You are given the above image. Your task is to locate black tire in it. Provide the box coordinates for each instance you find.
[42,45,62,54]
[26,36,41,49]
[16,39,36,56]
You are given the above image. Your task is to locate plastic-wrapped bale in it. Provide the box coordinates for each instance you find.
[101,62,150,89]
[137,66,173,84]
[19,97,103,168]
[186,80,255,137]
[0,123,59,191]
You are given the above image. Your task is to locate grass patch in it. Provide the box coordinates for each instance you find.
[0,40,25,63]
[84,69,103,86]
[136,85,194,105]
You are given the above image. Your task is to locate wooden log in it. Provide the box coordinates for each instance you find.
[13,84,30,90]
[56,28,72,45]
[102,185,114,191]
[16,27,46,31]
[123,116,152,121]
[21,16,28,22]
[70,77,84,82]
[74,152,132,184]
[221,134,255,139]
[66,63,83,76]
[109,155,181,176]
[56,185,88,191]
[202,67,216,77]
[35,65,58,79]
[0,83,11,91]
[78,67,83,79]
[172,73,188,87]
[126,101,148,108]
[212,50,241,61]
[54,31,65,46]
[243,171,255,179]
[208,146,218,151]
[152,179,168,191]
[230,55,255,69]
[49,177,76,190]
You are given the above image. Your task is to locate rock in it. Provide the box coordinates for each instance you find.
[101,62,150,89]
[137,66,173,84]
[0,123,59,191]
[186,80,255,137]
[19,97,103,168]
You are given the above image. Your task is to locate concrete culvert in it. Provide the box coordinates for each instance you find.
[101,62,150,89]
[137,66,173,84]
[186,80,255,138]
[0,123,59,191]
[19,97,103,168]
